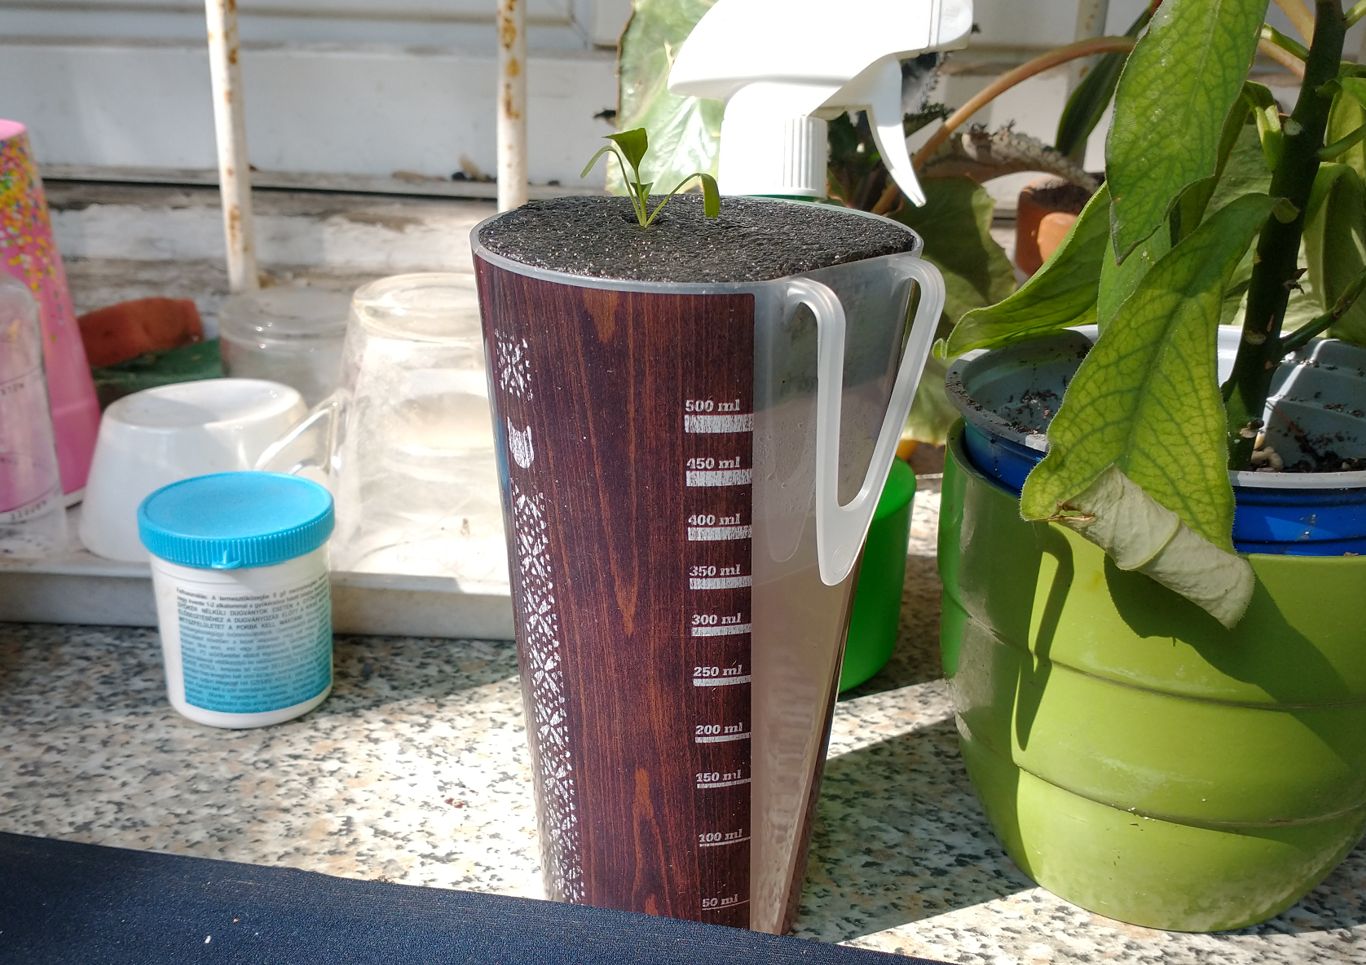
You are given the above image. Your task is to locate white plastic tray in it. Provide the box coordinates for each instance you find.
[0,506,515,640]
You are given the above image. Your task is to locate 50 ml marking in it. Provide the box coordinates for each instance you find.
[702,894,747,911]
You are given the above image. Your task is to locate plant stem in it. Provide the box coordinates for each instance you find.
[1280,269,1366,352]
[1259,34,1309,78]
[1261,23,1310,62]
[1224,1,1347,469]
[1348,0,1366,25]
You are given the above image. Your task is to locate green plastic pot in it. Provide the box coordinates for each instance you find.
[840,458,915,692]
[938,424,1366,932]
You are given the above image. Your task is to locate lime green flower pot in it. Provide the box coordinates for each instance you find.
[938,425,1366,932]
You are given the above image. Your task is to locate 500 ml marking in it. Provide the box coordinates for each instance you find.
[692,662,750,687]
[683,399,753,435]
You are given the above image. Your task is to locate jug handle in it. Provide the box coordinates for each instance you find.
[254,395,343,484]
[789,256,945,586]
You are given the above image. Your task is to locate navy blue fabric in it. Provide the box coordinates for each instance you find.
[0,833,948,964]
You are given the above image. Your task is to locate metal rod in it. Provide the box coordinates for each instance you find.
[1068,0,1111,93]
[497,0,528,211]
[205,0,259,292]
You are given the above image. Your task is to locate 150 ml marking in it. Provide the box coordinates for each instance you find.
[696,767,751,789]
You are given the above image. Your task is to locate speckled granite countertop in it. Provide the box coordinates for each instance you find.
[1,468,1363,965]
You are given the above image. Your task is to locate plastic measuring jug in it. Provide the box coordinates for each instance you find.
[472,200,944,933]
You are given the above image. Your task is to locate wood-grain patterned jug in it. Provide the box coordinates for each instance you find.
[472,198,944,933]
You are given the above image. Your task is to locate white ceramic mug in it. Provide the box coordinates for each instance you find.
[78,379,307,562]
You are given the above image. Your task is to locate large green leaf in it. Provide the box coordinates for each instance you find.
[895,177,1013,443]
[611,0,721,195]
[1097,224,1168,330]
[1020,194,1278,628]
[1054,5,1151,160]
[944,185,1107,356]
[1327,80,1366,181]
[1102,117,1271,331]
[1106,0,1268,260]
[1304,163,1366,344]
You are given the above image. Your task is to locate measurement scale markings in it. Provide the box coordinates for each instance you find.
[684,413,754,433]
[687,525,752,541]
[685,468,752,487]
[701,898,749,911]
[696,776,752,789]
[691,623,752,638]
[691,674,752,687]
[698,835,752,848]
[689,574,752,590]
[695,731,751,744]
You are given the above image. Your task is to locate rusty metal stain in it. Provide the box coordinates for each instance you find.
[502,86,522,121]
[498,3,519,48]
[506,56,521,78]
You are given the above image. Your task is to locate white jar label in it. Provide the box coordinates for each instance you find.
[173,572,332,713]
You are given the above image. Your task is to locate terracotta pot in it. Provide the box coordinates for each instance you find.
[1014,177,1093,276]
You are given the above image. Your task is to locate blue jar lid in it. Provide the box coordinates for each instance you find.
[138,472,334,570]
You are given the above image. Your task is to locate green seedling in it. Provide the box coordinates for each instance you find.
[581,128,720,228]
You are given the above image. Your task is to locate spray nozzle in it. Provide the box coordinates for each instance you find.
[669,0,973,204]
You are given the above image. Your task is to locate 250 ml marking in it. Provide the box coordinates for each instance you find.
[692,663,750,687]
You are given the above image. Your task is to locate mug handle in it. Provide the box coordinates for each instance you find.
[787,256,945,586]
[254,394,344,484]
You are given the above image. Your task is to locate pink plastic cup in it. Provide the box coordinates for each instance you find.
[0,119,100,500]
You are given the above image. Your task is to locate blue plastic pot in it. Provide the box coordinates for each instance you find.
[945,329,1366,556]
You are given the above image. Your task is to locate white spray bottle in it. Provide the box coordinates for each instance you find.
[668,0,974,205]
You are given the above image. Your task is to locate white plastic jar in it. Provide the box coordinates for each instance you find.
[138,471,336,728]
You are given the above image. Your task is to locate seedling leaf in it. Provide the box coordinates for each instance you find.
[606,129,649,173]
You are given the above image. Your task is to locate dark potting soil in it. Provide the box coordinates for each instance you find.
[476,195,918,283]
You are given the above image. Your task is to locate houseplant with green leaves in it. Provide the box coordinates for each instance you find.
[937,0,1366,930]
